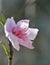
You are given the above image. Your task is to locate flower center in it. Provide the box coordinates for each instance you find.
[12,27,27,39]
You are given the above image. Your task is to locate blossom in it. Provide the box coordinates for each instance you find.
[4,17,39,51]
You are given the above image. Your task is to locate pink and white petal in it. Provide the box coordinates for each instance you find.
[8,33,20,51]
[17,19,30,30]
[26,28,39,40]
[19,39,34,49]
[4,17,16,36]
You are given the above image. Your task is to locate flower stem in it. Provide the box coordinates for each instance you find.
[8,41,13,65]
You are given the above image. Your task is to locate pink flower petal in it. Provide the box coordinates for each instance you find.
[4,17,16,37]
[16,19,30,30]
[4,17,39,51]
[26,28,39,40]
[8,33,20,51]
[19,38,34,49]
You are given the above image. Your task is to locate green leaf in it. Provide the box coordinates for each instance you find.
[0,22,4,34]
[1,42,11,59]
[0,22,4,37]
[0,14,6,24]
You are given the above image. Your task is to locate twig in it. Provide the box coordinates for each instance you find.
[8,41,13,65]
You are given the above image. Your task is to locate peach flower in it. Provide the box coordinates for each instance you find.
[4,17,39,51]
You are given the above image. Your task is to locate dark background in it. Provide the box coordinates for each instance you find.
[0,0,50,65]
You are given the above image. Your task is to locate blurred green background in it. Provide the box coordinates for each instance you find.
[0,0,50,65]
